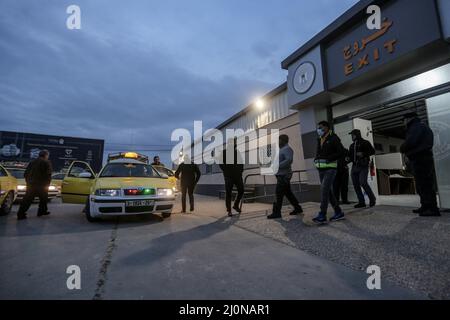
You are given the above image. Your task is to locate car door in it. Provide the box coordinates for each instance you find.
[61,161,96,204]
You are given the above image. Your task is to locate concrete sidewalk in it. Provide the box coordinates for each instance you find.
[182,195,450,299]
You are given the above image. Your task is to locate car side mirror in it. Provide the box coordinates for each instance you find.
[79,172,93,179]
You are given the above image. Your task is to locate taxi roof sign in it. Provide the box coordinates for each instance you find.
[107,152,149,164]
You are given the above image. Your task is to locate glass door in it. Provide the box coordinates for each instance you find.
[427,92,450,209]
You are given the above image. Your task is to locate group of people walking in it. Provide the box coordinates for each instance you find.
[14,112,440,220]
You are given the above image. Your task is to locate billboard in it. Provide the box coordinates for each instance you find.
[0,131,104,173]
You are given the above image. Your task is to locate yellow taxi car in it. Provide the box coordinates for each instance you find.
[0,164,17,215]
[61,152,176,222]
[6,167,59,202]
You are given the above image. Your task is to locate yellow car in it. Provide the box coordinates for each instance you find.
[6,167,59,202]
[152,165,180,193]
[61,152,176,222]
[0,164,17,215]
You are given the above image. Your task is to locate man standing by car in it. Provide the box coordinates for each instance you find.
[267,134,303,219]
[175,155,201,213]
[151,156,164,167]
[17,150,52,220]
[348,129,377,208]
[400,112,440,217]
[312,121,345,224]
[220,138,245,217]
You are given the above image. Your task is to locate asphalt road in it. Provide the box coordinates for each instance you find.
[0,200,425,300]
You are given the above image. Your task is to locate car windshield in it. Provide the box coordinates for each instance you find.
[100,163,159,178]
[9,169,25,179]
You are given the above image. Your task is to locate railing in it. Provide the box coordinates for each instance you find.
[240,170,309,205]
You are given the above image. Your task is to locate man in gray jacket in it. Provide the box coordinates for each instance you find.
[268,134,303,219]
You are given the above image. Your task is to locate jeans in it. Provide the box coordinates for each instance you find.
[351,166,376,204]
[273,174,302,214]
[410,154,438,210]
[319,169,341,215]
[17,185,49,216]
[224,175,244,212]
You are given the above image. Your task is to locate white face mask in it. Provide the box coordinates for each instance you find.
[317,128,325,137]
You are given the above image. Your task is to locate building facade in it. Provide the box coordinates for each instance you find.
[197,0,450,208]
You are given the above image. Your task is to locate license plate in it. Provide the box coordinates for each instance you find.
[126,200,154,207]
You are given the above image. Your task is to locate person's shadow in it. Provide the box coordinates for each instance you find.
[121,216,237,266]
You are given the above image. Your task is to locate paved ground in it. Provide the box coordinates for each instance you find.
[0,196,443,300]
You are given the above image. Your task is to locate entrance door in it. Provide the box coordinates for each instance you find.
[427,92,450,209]
[334,118,378,203]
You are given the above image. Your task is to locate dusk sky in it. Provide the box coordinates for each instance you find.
[0,0,358,164]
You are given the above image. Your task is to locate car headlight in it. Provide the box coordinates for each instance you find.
[17,185,26,191]
[157,188,173,197]
[48,185,57,191]
[95,189,121,197]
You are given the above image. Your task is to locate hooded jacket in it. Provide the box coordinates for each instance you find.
[348,131,375,168]
[400,118,434,159]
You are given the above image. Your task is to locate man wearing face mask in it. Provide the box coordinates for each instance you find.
[400,112,440,217]
[348,129,376,208]
[312,121,345,224]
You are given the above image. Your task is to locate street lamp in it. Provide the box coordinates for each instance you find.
[255,99,265,110]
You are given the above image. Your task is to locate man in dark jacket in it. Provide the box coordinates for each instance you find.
[175,155,201,213]
[17,150,52,220]
[151,156,164,167]
[267,134,303,219]
[400,112,440,217]
[220,138,244,217]
[348,129,376,208]
[333,148,350,205]
[313,121,345,224]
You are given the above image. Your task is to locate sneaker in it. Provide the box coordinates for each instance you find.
[267,213,282,219]
[232,204,242,213]
[37,211,50,217]
[369,200,376,208]
[289,207,303,216]
[419,209,441,217]
[227,211,233,217]
[312,212,327,224]
[354,203,366,209]
[330,211,345,222]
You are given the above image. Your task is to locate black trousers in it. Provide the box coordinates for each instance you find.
[181,183,195,212]
[273,174,302,214]
[17,185,48,216]
[333,167,349,203]
[224,175,244,212]
[410,155,438,210]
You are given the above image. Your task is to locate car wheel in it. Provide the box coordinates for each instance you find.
[85,198,100,222]
[162,211,172,218]
[0,192,14,216]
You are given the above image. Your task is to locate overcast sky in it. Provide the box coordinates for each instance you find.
[0,0,358,164]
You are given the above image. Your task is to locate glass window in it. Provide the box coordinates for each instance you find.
[68,162,93,178]
[100,163,158,178]
[0,167,7,177]
[8,169,25,179]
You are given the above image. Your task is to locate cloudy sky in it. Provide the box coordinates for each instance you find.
[0,0,358,164]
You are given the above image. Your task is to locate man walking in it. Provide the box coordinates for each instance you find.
[312,121,345,224]
[400,112,440,217]
[175,155,201,213]
[267,134,303,219]
[348,129,377,208]
[17,150,52,220]
[334,147,350,205]
[220,138,244,217]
